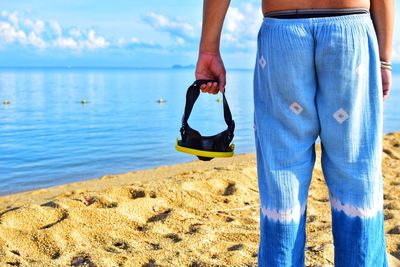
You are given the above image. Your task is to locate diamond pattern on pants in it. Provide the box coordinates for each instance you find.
[333,108,349,124]
[289,102,303,115]
[259,56,266,69]
[355,62,366,76]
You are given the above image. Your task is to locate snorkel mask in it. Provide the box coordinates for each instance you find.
[175,80,235,161]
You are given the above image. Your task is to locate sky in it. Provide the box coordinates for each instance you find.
[0,0,399,68]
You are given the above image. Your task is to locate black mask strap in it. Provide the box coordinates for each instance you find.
[181,80,234,131]
[222,92,233,129]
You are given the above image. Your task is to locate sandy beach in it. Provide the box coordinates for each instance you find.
[0,132,399,267]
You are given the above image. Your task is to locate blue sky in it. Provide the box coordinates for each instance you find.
[0,0,399,68]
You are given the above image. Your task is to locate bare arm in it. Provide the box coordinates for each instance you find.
[196,0,231,94]
[370,0,395,100]
[199,0,231,53]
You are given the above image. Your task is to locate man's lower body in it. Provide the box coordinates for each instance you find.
[253,12,388,266]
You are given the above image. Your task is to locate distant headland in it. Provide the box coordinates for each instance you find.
[171,64,195,69]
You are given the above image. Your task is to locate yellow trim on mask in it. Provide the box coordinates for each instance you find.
[175,138,234,158]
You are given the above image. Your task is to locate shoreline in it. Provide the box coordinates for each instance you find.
[0,153,256,210]
[0,133,398,266]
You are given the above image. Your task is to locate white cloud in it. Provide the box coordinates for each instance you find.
[143,12,196,42]
[84,30,108,49]
[225,8,245,33]
[31,20,45,35]
[0,4,265,54]
[28,32,46,48]
[0,10,109,51]
[0,21,27,44]
[142,5,262,52]
[176,37,185,46]
[8,12,19,27]
[54,37,78,49]
[69,28,82,38]
[49,20,62,37]
[117,37,161,50]
[222,3,262,50]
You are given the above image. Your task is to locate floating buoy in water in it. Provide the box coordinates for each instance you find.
[3,100,10,105]
[81,99,88,104]
[217,98,222,103]
[157,98,165,104]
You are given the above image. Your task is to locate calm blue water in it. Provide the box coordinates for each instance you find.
[0,68,399,196]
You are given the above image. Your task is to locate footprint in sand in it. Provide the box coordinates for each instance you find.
[39,234,62,258]
[130,189,146,199]
[146,208,172,223]
[181,177,238,198]
[186,223,202,235]
[384,211,394,220]
[383,148,400,160]
[189,261,207,267]
[0,207,20,217]
[40,201,60,208]
[315,197,330,203]
[307,215,317,223]
[227,243,244,251]
[117,197,171,224]
[164,233,182,243]
[92,197,118,209]
[104,239,130,254]
[385,202,400,210]
[384,193,396,200]
[142,258,158,267]
[214,166,236,171]
[149,191,157,198]
[388,225,400,235]
[223,182,236,196]
[0,205,68,231]
[225,217,235,222]
[10,250,20,256]
[388,252,400,266]
[6,260,21,266]
[112,240,129,250]
[149,242,161,250]
[136,225,149,232]
[71,254,97,267]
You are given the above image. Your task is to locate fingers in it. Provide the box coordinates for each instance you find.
[198,74,226,94]
[200,81,219,94]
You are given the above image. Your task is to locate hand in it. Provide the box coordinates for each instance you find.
[195,51,226,94]
[381,68,392,101]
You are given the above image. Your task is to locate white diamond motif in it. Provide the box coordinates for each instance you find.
[289,102,303,115]
[259,56,266,69]
[333,108,349,124]
[355,62,366,76]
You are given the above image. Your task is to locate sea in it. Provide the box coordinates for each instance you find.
[0,67,399,196]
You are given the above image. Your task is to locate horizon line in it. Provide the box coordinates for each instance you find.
[0,66,255,71]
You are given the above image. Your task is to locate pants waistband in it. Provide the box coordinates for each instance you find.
[262,12,372,25]
[264,8,369,19]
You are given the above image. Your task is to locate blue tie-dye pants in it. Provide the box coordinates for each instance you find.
[253,14,387,266]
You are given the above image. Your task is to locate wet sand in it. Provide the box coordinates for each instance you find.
[0,133,399,266]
